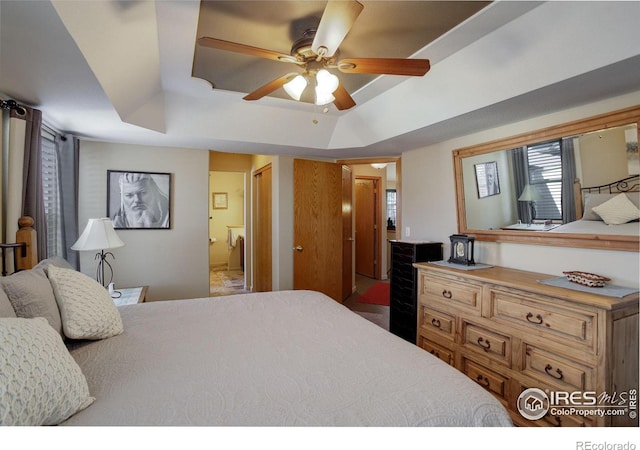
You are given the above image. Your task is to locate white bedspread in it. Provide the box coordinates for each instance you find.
[549,219,639,235]
[63,290,512,426]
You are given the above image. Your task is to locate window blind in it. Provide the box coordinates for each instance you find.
[526,140,562,221]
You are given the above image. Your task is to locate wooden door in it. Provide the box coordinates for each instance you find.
[253,164,272,292]
[293,159,344,302]
[342,166,354,300]
[355,178,378,278]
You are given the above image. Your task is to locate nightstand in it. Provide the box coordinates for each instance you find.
[112,286,148,306]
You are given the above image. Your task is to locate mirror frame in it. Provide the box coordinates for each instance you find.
[453,105,640,252]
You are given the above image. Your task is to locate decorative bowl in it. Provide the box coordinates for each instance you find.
[563,271,610,288]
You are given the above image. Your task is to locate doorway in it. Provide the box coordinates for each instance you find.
[355,177,379,278]
[208,171,247,296]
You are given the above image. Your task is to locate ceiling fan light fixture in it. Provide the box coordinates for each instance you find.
[314,89,335,106]
[316,69,339,94]
[283,74,307,101]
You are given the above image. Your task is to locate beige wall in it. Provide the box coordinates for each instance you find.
[402,91,640,288]
[78,141,210,301]
[578,126,630,187]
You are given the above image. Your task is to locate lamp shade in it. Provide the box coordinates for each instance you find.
[71,218,125,251]
[518,184,540,202]
[314,69,339,105]
[283,75,307,101]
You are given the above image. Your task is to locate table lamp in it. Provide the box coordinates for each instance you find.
[517,184,540,225]
[71,218,125,287]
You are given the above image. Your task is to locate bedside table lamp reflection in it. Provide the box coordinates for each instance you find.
[71,218,125,287]
[517,184,540,225]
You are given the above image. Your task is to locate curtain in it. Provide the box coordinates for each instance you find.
[561,137,577,223]
[19,106,47,260]
[56,134,80,269]
[510,146,532,223]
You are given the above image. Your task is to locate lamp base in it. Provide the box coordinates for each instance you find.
[95,250,116,287]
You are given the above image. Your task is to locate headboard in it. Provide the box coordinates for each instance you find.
[0,216,37,276]
[581,174,640,195]
[576,174,640,220]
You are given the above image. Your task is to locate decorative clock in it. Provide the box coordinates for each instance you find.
[448,234,475,266]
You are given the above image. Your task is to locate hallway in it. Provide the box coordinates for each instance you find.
[343,274,389,331]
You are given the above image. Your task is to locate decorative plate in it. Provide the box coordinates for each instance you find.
[563,271,610,288]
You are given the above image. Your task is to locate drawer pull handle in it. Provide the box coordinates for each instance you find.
[545,364,564,380]
[431,318,441,328]
[442,290,452,299]
[477,337,491,352]
[553,416,562,427]
[430,350,440,358]
[476,374,490,387]
[526,312,543,324]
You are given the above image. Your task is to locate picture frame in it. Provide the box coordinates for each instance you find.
[212,192,228,209]
[107,170,171,229]
[474,161,500,198]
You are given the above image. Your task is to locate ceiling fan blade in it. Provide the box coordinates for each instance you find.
[312,0,364,58]
[243,73,297,101]
[198,37,298,64]
[338,58,431,76]
[333,83,356,111]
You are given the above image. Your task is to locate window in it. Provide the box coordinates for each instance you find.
[41,126,63,257]
[524,140,563,221]
[386,189,396,229]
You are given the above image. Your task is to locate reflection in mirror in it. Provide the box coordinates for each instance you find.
[454,106,640,251]
[463,123,638,231]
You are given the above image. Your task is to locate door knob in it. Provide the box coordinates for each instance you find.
[293,245,304,252]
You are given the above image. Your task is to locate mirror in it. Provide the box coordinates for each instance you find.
[454,106,640,251]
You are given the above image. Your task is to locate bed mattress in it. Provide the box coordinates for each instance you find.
[63,290,512,426]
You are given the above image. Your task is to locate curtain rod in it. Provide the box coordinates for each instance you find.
[0,99,27,116]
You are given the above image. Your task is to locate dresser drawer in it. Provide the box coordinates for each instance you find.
[462,357,509,403]
[461,321,511,366]
[489,289,596,350]
[522,344,593,392]
[418,337,454,366]
[419,306,455,341]
[420,273,482,315]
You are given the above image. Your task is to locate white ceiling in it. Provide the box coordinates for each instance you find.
[1,1,640,159]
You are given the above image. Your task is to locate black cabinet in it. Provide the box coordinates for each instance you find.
[389,241,442,344]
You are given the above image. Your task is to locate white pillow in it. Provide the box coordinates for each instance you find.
[591,193,640,225]
[47,265,124,340]
[0,317,94,425]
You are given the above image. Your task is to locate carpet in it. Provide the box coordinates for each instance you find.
[357,282,390,306]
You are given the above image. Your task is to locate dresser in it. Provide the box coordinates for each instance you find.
[388,241,442,343]
[414,262,639,427]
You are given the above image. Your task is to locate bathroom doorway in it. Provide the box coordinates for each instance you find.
[209,171,248,296]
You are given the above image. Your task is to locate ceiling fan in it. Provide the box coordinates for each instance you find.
[197,0,431,110]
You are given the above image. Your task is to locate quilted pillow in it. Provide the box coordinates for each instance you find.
[0,289,16,318]
[592,193,640,225]
[0,266,62,335]
[47,265,124,340]
[0,317,94,425]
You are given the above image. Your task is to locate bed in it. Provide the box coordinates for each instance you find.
[550,175,640,234]
[1,242,512,426]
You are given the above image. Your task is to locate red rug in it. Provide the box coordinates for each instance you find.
[357,282,390,306]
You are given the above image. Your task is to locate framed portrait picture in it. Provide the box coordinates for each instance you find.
[212,192,228,209]
[107,170,171,229]
[474,161,500,199]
